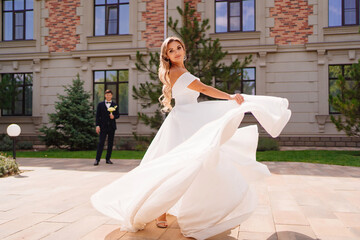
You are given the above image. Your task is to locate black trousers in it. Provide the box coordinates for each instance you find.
[96,127,115,161]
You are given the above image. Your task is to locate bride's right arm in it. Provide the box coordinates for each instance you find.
[188,80,244,105]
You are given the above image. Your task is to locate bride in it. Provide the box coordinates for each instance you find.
[91,36,291,239]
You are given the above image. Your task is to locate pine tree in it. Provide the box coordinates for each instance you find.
[0,74,19,110]
[133,3,252,133]
[329,60,360,137]
[39,74,98,150]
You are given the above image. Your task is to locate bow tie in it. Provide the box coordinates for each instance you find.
[106,102,111,104]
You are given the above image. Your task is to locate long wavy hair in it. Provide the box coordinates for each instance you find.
[158,37,186,112]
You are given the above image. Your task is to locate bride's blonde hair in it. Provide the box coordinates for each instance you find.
[158,36,186,112]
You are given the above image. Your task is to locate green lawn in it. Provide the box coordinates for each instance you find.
[3,150,360,167]
[257,150,360,167]
[4,150,146,160]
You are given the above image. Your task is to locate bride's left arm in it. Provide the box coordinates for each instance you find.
[187,80,244,105]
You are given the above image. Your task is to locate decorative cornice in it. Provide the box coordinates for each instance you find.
[0,116,42,125]
[87,34,133,44]
[71,48,148,58]
[305,41,360,51]
[210,31,261,41]
[315,115,329,133]
[222,44,278,54]
[0,48,148,61]
[323,26,360,35]
[0,52,50,61]
[0,40,36,48]
[317,49,326,65]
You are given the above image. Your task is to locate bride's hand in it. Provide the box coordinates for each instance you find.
[230,93,244,105]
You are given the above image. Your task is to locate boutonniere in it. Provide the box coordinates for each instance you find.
[108,105,117,113]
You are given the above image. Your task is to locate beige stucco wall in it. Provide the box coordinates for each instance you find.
[0,0,359,144]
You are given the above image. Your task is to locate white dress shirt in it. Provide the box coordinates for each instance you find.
[105,100,112,109]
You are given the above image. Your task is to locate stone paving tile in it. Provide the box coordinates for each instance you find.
[168,218,180,229]
[275,224,317,240]
[300,205,338,219]
[47,202,99,223]
[121,223,166,240]
[1,159,360,240]
[349,227,360,239]
[238,231,277,240]
[239,205,275,233]
[291,189,327,207]
[158,228,193,240]
[252,183,270,206]
[0,213,55,239]
[272,210,309,225]
[119,236,157,240]
[207,226,239,240]
[3,222,68,240]
[0,194,24,211]
[79,224,126,240]
[318,191,360,213]
[270,198,302,211]
[106,218,123,225]
[0,205,37,222]
[0,218,9,225]
[333,212,360,227]
[42,215,110,240]
[341,191,360,208]
[307,218,357,240]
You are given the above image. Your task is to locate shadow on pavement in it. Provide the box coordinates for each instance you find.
[14,158,360,178]
[265,161,360,178]
[16,158,140,173]
[267,231,317,240]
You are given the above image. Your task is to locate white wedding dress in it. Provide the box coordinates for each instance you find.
[91,72,291,239]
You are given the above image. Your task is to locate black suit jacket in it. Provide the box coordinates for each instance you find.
[96,101,120,130]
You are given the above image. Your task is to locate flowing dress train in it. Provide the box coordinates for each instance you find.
[91,72,291,239]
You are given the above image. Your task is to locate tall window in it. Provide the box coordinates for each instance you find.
[329,65,353,114]
[2,0,34,41]
[215,0,255,33]
[329,0,359,26]
[93,70,129,115]
[1,73,33,116]
[215,67,256,95]
[94,0,129,36]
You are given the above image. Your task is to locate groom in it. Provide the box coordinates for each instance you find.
[94,89,120,166]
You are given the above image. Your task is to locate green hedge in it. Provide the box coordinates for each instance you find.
[0,134,33,151]
[257,137,279,151]
[0,134,12,151]
[0,153,20,177]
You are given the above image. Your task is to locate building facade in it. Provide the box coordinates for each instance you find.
[0,0,359,148]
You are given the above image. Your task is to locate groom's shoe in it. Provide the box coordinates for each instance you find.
[106,160,113,164]
[94,160,99,166]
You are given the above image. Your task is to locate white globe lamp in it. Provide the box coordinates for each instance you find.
[7,124,21,159]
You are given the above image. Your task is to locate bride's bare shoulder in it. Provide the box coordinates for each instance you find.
[169,68,188,87]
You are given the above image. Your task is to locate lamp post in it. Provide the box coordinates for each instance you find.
[7,124,21,160]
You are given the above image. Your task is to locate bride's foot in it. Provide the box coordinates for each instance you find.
[156,220,168,228]
[156,214,168,228]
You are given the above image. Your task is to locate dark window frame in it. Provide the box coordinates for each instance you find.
[93,69,129,115]
[329,0,360,27]
[1,73,33,116]
[214,67,256,95]
[93,0,129,36]
[240,67,256,95]
[215,0,256,33]
[328,64,352,114]
[2,0,34,41]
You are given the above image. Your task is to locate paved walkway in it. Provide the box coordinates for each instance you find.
[0,158,359,240]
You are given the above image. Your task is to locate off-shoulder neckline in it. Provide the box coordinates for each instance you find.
[171,71,190,89]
